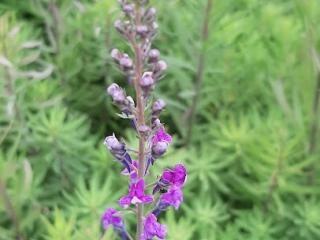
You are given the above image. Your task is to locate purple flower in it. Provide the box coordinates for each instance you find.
[153,164,187,194]
[142,214,167,240]
[160,185,183,209]
[101,208,123,230]
[161,164,187,187]
[101,208,131,240]
[152,127,172,145]
[152,186,183,216]
[119,179,153,208]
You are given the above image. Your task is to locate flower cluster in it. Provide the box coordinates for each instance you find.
[101,1,187,239]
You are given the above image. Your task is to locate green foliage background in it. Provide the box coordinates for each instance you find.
[1,0,320,239]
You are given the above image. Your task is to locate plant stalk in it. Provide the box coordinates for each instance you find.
[185,0,213,145]
[132,2,145,239]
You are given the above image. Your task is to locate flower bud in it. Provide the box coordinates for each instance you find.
[119,55,133,70]
[107,83,120,96]
[107,83,126,103]
[136,25,149,37]
[104,135,124,151]
[152,141,169,157]
[145,7,157,22]
[114,20,124,34]
[148,49,160,63]
[152,99,166,112]
[122,4,134,15]
[153,118,161,127]
[153,60,167,80]
[111,48,122,62]
[113,90,126,103]
[140,72,154,88]
[156,60,167,72]
[138,125,151,135]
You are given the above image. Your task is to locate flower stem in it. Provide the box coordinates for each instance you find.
[132,2,145,239]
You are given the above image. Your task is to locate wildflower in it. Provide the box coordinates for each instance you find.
[119,179,153,208]
[145,127,172,174]
[153,164,187,194]
[152,186,183,216]
[142,214,167,240]
[160,185,183,209]
[101,208,123,230]
[152,127,172,145]
[101,208,131,240]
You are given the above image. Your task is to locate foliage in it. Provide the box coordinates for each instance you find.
[1,0,320,239]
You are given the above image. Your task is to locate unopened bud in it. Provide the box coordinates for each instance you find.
[140,72,154,88]
[156,60,167,72]
[138,125,151,136]
[149,49,160,63]
[114,20,124,33]
[136,25,149,37]
[152,141,169,157]
[119,56,133,69]
[111,49,122,62]
[152,99,166,112]
[104,135,124,151]
[145,7,157,22]
[107,83,126,103]
[122,4,134,15]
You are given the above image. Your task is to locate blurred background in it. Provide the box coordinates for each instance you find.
[1,0,320,239]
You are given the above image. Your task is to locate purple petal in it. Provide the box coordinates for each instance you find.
[119,196,132,208]
[152,127,172,145]
[173,164,187,186]
[141,195,154,204]
[160,185,183,209]
[101,208,123,229]
[135,179,145,197]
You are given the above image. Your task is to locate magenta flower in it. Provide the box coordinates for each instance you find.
[101,208,123,230]
[160,185,183,209]
[142,214,167,240]
[152,186,184,216]
[101,208,131,240]
[153,164,187,194]
[119,179,153,208]
[152,127,172,145]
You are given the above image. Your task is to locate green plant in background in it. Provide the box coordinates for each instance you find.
[1,0,320,239]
